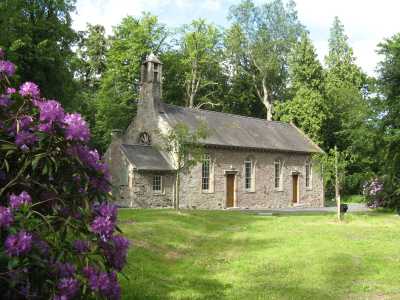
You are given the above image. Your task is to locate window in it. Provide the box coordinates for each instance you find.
[202,154,210,191]
[245,160,252,191]
[306,161,312,188]
[274,160,282,189]
[153,64,159,82]
[152,175,162,192]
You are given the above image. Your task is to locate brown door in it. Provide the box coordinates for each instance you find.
[226,174,235,208]
[292,175,298,203]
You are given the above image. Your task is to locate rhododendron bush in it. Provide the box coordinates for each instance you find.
[0,50,129,299]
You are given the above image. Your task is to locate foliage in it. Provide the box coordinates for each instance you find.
[314,147,351,199]
[0,0,78,109]
[362,178,384,208]
[376,33,400,208]
[163,122,208,209]
[276,33,328,145]
[0,51,129,299]
[179,19,222,108]
[226,0,304,120]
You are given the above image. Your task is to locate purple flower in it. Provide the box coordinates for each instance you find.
[83,267,121,300]
[73,240,90,253]
[0,60,16,77]
[63,113,90,142]
[93,202,118,221]
[91,216,115,240]
[0,95,11,107]
[53,295,68,300]
[102,235,130,271]
[36,99,64,123]
[57,277,79,299]
[19,82,40,98]
[6,87,16,95]
[15,131,37,149]
[0,206,13,228]
[54,262,76,278]
[9,191,32,210]
[38,122,53,133]
[5,231,33,256]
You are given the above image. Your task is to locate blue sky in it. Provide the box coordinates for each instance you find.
[72,0,400,75]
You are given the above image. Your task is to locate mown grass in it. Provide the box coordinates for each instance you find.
[118,209,400,300]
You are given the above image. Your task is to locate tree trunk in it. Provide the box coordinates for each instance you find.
[175,172,180,211]
[335,145,341,222]
[261,77,273,121]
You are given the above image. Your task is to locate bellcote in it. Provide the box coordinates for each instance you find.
[140,53,163,84]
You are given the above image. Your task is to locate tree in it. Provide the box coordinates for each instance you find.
[226,0,304,120]
[316,147,350,221]
[0,0,78,109]
[74,24,108,137]
[276,33,328,145]
[179,19,222,108]
[94,14,168,151]
[376,33,400,206]
[164,122,208,210]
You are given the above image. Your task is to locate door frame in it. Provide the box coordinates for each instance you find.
[225,170,237,208]
[292,173,299,204]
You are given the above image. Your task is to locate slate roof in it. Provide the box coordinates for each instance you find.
[159,103,322,154]
[120,144,174,171]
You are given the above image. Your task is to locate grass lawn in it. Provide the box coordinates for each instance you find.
[118,209,400,300]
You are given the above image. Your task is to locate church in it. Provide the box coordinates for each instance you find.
[106,54,324,209]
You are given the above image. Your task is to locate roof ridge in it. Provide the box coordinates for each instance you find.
[162,102,291,126]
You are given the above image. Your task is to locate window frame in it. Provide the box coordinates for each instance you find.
[274,159,282,190]
[244,160,253,192]
[202,154,211,192]
[152,175,162,193]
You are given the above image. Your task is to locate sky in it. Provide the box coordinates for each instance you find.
[72,0,400,76]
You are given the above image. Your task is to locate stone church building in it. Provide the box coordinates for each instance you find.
[106,54,324,209]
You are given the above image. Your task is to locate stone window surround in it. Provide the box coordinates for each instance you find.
[274,158,284,191]
[201,154,215,193]
[152,175,163,194]
[244,158,256,193]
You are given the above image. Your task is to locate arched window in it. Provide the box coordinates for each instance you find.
[138,132,151,145]
[274,159,282,189]
[305,160,312,188]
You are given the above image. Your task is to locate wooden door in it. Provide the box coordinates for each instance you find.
[292,175,298,203]
[226,174,235,208]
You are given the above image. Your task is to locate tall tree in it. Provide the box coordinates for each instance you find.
[0,0,78,108]
[276,33,328,145]
[376,33,400,203]
[94,14,168,150]
[74,24,108,132]
[179,19,222,108]
[226,0,304,120]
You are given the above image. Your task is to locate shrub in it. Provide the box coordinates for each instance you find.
[362,177,384,208]
[0,49,129,299]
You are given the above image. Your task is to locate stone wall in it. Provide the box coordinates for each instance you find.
[179,147,324,209]
[119,170,175,208]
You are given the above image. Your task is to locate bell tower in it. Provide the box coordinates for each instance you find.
[139,53,163,115]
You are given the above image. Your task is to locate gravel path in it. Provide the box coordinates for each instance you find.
[231,203,370,214]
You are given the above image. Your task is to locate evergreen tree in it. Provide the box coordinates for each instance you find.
[276,33,328,146]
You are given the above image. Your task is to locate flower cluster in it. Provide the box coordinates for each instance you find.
[363,178,384,208]
[9,191,32,210]
[0,48,128,299]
